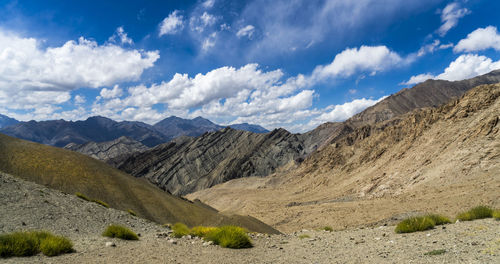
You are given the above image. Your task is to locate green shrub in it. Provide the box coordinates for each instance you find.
[75,192,90,201]
[493,210,500,220]
[171,223,190,238]
[127,209,137,216]
[39,235,74,256]
[0,231,73,258]
[205,226,252,249]
[456,206,493,221]
[395,216,435,233]
[321,226,333,232]
[91,199,109,208]
[425,214,451,225]
[298,234,310,239]
[189,226,217,237]
[425,249,446,256]
[102,225,138,240]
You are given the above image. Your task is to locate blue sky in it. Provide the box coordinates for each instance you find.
[0,0,499,132]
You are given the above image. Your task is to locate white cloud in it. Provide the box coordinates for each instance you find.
[108,26,133,45]
[400,73,435,85]
[74,95,86,104]
[454,26,500,53]
[159,10,184,36]
[308,97,385,128]
[437,2,470,37]
[311,46,402,81]
[403,54,500,85]
[418,39,441,56]
[100,85,123,99]
[202,0,215,9]
[236,25,255,38]
[190,12,217,33]
[202,32,217,51]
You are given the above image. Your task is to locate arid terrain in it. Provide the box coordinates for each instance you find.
[1,172,499,264]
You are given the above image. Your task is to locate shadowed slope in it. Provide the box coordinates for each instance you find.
[0,133,279,234]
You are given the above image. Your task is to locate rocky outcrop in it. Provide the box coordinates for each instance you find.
[348,69,500,127]
[118,127,306,195]
[64,136,149,166]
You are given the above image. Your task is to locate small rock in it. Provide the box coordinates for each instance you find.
[442,226,446,230]
[167,239,177,245]
[105,242,116,247]
[22,222,26,226]
[426,233,431,237]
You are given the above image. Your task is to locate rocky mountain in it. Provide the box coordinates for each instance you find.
[0,116,169,147]
[188,83,500,232]
[0,114,18,129]
[348,69,500,126]
[228,123,269,133]
[0,132,279,234]
[64,136,149,167]
[118,127,306,196]
[153,116,269,140]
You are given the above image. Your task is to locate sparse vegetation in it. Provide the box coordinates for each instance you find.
[456,206,493,221]
[395,216,435,233]
[321,226,333,232]
[425,214,451,225]
[0,231,73,258]
[493,210,500,220]
[189,226,217,237]
[171,223,190,238]
[204,226,252,249]
[424,249,446,256]
[127,209,137,216]
[102,225,138,240]
[298,234,311,239]
[91,199,109,208]
[75,192,90,201]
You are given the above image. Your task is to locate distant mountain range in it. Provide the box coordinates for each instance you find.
[0,115,269,148]
[0,114,19,129]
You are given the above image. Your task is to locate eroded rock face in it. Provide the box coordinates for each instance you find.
[118,127,307,195]
[64,136,149,166]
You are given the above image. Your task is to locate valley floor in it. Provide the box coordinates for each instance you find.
[1,172,499,263]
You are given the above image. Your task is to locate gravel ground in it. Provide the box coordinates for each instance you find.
[1,172,499,263]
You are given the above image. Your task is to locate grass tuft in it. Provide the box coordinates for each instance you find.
[75,192,90,201]
[102,225,138,240]
[298,234,311,239]
[425,214,451,225]
[0,231,73,258]
[39,235,74,257]
[171,223,190,238]
[321,226,333,232]
[204,226,252,249]
[424,249,446,256]
[127,209,137,217]
[395,216,435,233]
[189,226,217,238]
[493,210,500,220]
[91,199,109,208]
[456,206,493,221]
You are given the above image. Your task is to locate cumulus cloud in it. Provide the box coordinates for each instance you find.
[308,97,386,128]
[108,26,133,45]
[454,26,500,53]
[202,0,215,9]
[437,2,470,36]
[417,39,452,56]
[402,54,500,85]
[99,85,123,99]
[159,10,184,36]
[311,46,402,81]
[74,95,86,104]
[236,25,255,38]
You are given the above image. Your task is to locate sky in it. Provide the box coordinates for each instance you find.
[0,0,499,132]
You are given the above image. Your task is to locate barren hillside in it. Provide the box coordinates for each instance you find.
[188,83,500,232]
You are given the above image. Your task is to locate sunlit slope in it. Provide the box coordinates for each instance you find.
[0,133,278,234]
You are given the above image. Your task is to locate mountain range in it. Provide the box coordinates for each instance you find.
[0,115,269,148]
